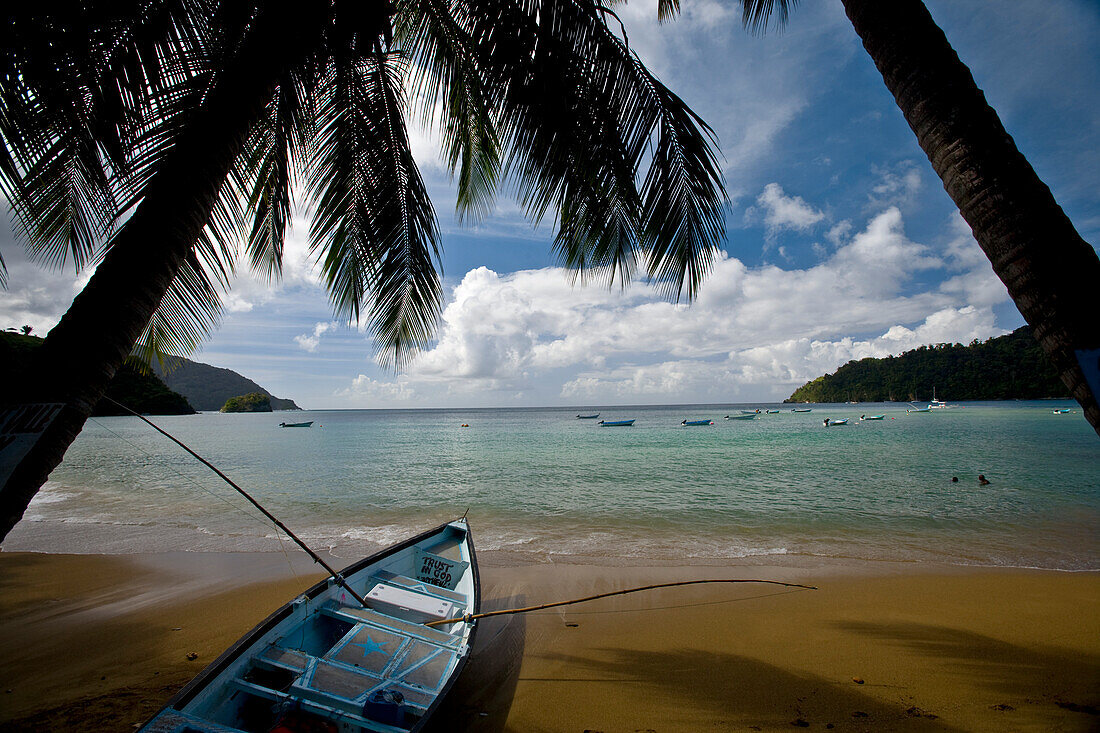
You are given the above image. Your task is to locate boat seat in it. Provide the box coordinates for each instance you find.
[322,603,462,648]
[255,644,310,674]
[228,678,409,733]
[372,570,467,606]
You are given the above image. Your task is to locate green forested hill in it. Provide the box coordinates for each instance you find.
[220,392,272,412]
[1,333,195,415]
[151,356,301,411]
[785,327,1066,403]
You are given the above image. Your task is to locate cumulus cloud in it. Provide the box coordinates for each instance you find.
[330,204,1008,406]
[752,183,826,236]
[337,374,418,403]
[937,212,1009,307]
[295,321,338,352]
[826,220,852,246]
[561,305,1001,402]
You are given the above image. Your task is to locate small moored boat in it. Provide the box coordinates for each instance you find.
[791,408,812,413]
[928,388,952,409]
[906,406,930,413]
[822,418,848,426]
[681,419,713,426]
[576,413,600,419]
[140,519,479,733]
[279,421,314,428]
[765,410,780,414]
[860,415,885,421]
[740,409,761,414]
[1052,408,1072,414]
[724,414,756,421]
[597,419,635,426]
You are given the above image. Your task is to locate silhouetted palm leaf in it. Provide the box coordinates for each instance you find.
[307,51,442,368]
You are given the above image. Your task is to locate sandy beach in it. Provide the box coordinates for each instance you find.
[0,551,1097,732]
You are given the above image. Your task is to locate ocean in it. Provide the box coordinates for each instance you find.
[5,401,1098,570]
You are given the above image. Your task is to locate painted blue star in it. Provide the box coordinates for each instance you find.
[350,635,390,658]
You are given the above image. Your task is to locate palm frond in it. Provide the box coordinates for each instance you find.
[238,69,313,281]
[741,0,798,35]
[131,247,224,368]
[396,0,502,222]
[638,76,726,300]
[307,51,442,370]
[656,0,681,23]
[0,1,216,274]
[434,0,726,299]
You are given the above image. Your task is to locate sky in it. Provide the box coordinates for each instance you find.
[2,0,1098,409]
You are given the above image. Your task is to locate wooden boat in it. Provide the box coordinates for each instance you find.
[860,415,885,421]
[906,406,931,413]
[740,409,760,414]
[724,414,755,421]
[576,413,600,419]
[791,408,812,413]
[822,418,848,426]
[681,419,713,426]
[279,421,314,428]
[765,410,780,414]
[140,519,479,733]
[1052,408,1072,414]
[597,419,635,426]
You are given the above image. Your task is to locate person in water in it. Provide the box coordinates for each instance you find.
[978,474,991,485]
[951,476,959,483]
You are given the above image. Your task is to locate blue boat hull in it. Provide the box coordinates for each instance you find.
[140,519,479,733]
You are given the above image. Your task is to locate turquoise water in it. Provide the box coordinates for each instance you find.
[7,402,1099,569]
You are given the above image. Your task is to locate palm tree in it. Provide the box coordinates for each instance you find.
[0,0,727,540]
[725,0,1100,434]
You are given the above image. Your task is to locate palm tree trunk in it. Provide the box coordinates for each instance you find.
[841,0,1100,436]
[0,3,325,542]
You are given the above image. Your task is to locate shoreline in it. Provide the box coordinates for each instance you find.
[6,515,1098,573]
[1,550,1097,731]
[5,533,1099,574]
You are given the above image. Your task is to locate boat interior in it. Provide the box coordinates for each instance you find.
[144,524,476,733]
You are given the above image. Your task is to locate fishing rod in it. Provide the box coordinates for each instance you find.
[104,397,368,608]
[425,578,817,627]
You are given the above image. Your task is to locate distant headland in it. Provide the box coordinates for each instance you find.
[785,326,1067,403]
[150,356,301,412]
[1,332,301,415]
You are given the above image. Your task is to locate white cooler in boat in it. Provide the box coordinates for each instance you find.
[364,583,454,624]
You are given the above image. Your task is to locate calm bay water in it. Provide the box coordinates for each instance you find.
[6,402,1099,569]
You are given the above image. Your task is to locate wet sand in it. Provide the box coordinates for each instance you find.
[0,551,1097,731]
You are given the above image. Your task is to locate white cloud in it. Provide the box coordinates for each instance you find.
[753,182,826,236]
[561,305,1001,402]
[868,161,923,210]
[337,374,418,403]
[295,321,338,352]
[937,212,1009,307]
[330,205,1007,407]
[826,220,852,246]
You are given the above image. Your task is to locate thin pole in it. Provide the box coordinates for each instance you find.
[425,578,817,626]
[105,398,367,607]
